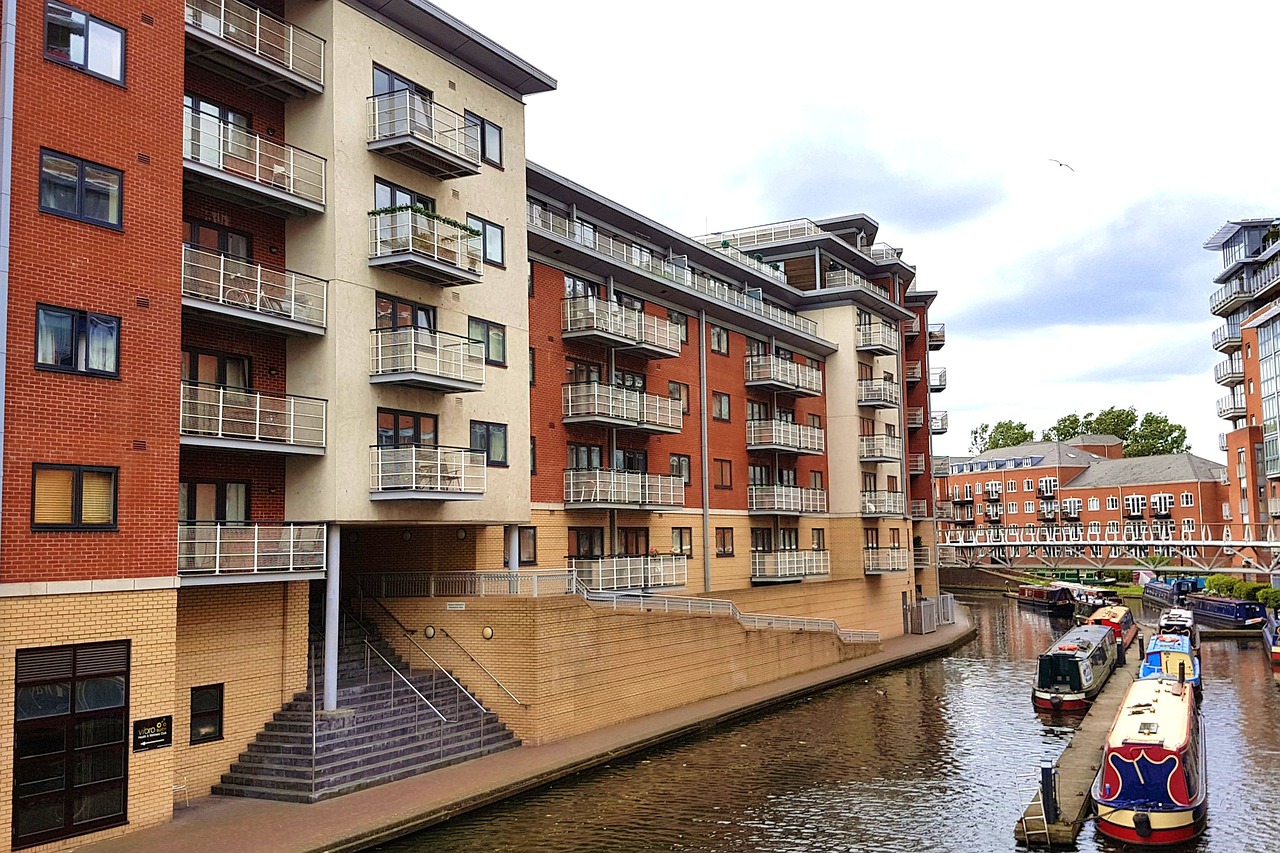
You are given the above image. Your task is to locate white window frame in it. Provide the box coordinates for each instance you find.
[1180,492,1194,507]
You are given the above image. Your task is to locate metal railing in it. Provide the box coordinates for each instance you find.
[857,378,901,407]
[559,297,681,355]
[360,571,575,598]
[562,382,681,430]
[1209,277,1254,314]
[857,322,899,351]
[861,491,906,515]
[1212,322,1242,349]
[366,90,481,165]
[931,411,949,433]
[935,501,954,520]
[862,242,902,261]
[908,453,926,474]
[823,267,888,297]
[906,407,925,429]
[182,245,326,328]
[368,210,482,274]
[696,219,826,250]
[937,592,957,625]
[746,419,825,453]
[183,106,325,205]
[927,323,946,347]
[184,0,324,85]
[744,355,823,394]
[1217,394,1246,418]
[932,456,950,476]
[747,485,828,513]
[864,548,909,573]
[1219,433,1228,452]
[929,367,947,390]
[910,499,930,518]
[860,435,903,461]
[913,546,931,566]
[369,445,487,494]
[700,239,789,284]
[1214,356,1244,384]
[369,327,485,386]
[750,550,831,579]
[902,316,920,335]
[180,382,326,447]
[177,522,325,575]
[563,469,685,507]
[904,360,922,382]
[567,556,688,590]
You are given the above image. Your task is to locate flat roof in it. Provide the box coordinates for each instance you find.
[1202,218,1275,251]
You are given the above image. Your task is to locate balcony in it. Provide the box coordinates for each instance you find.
[861,491,905,516]
[180,382,325,455]
[562,383,682,434]
[952,510,975,526]
[856,322,899,355]
[903,316,920,336]
[181,245,325,335]
[1212,323,1242,353]
[913,546,931,567]
[177,522,325,584]
[927,324,946,350]
[1217,394,1246,420]
[928,367,947,392]
[747,485,828,514]
[560,297,681,358]
[857,378,901,409]
[986,506,1003,522]
[366,91,481,179]
[1061,504,1081,521]
[568,556,687,591]
[935,500,954,520]
[984,489,1002,502]
[1269,498,1280,518]
[368,210,482,286]
[910,499,929,518]
[953,491,974,505]
[369,445,486,500]
[864,549,909,574]
[183,107,325,216]
[751,550,830,581]
[369,327,485,393]
[746,420,825,455]
[1209,277,1256,315]
[184,0,324,99]
[906,407,925,429]
[862,242,903,261]
[1219,433,1228,452]
[930,411,949,434]
[1038,505,1059,521]
[908,453,926,475]
[932,456,950,476]
[744,355,822,396]
[563,469,685,510]
[859,435,903,463]
[905,360,922,383]
[823,268,891,301]
[1037,485,1057,499]
[1214,357,1244,386]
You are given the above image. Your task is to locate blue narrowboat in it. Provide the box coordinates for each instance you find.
[1140,633,1201,697]
[1141,578,1201,608]
[1187,593,1267,629]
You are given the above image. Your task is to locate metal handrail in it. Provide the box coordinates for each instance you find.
[182,244,326,328]
[361,637,447,722]
[179,381,327,447]
[183,106,326,204]
[184,0,325,85]
[439,628,524,707]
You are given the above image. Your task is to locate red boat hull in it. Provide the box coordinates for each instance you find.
[1096,803,1207,846]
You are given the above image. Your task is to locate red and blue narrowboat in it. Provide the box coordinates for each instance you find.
[1008,583,1075,616]
[1092,676,1207,845]
[1085,604,1139,650]
[1187,593,1267,629]
[1033,624,1117,711]
[1263,610,1280,664]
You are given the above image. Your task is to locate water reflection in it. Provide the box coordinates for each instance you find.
[374,594,1280,853]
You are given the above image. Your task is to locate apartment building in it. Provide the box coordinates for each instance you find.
[935,438,1227,570]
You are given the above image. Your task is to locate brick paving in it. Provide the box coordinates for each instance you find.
[73,614,975,853]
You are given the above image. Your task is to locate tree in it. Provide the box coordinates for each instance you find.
[1042,413,1088,442]
[1123,412,1189,457]
[1089,406,1138,442]
[969,420,1034,453]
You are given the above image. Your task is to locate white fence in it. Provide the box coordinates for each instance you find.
[750,550,831,579]
[370,327,485,386]
[747,485,828,513]
[177,522,325,576]
[563,469,685,507]
[369,445,486,495]
[746,419,825,453]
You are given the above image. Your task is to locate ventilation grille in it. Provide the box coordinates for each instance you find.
[16,647,73,683]
[140,12,155,24]
[136,296,150,308]
[137,152,151,165]
[75,642,130,676]
[131,440,147,451]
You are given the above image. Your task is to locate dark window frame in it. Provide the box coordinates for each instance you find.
[670,454,691,486]
[709,325,730,356]
[715,527,734,557]
[466,214,505,266]
[712,392,730,422]
[517,526,537,565]
[375,292,436,331]
[667,309,689,343]
[470,420,508,467]
[568,526,604,558]
[374,177,433,212]
[672,526,693,557]
[178,479,251,523]
[34,304,121,379]
[467,317,507,366]
[38,149,122,230]
[376,407,438,448]
[465,111,503,167]
[43,0,126,85]
[668,381,690,414]
[713,458,732,490]
[190,683,224,745]
[31,463,118,531]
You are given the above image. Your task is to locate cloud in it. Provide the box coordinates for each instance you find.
[1068,332,1217,384]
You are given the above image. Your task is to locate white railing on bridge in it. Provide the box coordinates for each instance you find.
[744,355,823,394]
[182,245,326,328]
[747,485,828,513]
[178,522,325,576]
[184,106,325,205]
[568,556,688,590]
[185,0,324,86]
[746,419,825,453]
[370,327,485,385]
[366,90,481,165]
[180,382,326,447]
[751,550,830,579]
[369,445,486,494]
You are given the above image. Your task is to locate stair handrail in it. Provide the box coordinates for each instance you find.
[438,628,524,707]
[361,636,448,723]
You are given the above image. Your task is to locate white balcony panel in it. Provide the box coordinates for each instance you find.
[563,469,685,509]
[746,420,825,455]
[184,0,324,98]
[751,550,831,580]
[369,328,485,392]
[366,90,481,179]
[368,211,483,285]
[180,383,325,454]
[178,522,325,584]
[744,355,822,395]
[927,324,946,350]
[861,491,906,516]
[930,411,949,434]
[857,379,901,408]
[747,485,828,514]
[859,435,903,462]
[864,549,909,574]
[369,446,486,499]
[561,383,682,433]
[182,245,325,334]
[568,556,688,590]
[856,322,899,354]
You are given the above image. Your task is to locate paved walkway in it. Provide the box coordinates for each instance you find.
[74,614,976,853]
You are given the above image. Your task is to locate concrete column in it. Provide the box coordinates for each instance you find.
[323,523,340,711]
[506,524,520,572]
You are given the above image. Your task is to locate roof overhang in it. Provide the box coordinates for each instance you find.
[815,213,879,242]
[1203,218,1275,250]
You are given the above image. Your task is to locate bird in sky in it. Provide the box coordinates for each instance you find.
[1049,158,1075,172]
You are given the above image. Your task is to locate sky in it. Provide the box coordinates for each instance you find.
[441,0,1280,459]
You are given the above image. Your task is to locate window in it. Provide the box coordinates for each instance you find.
[1006,479,1017,492]
[811,470,824,490]
[568,527,604,558]
[470,421,508,466]
[374,177,432,213]
[568,443,603,469]
[715,527,734,556]
[750,527,773,552]
[468,317,506,365]
[745,338,768,357]
[377,408,436,447]
[568,359,602,384]
[670,454,691,485]
[1106,496,1120,510]
[710,325,729,355]
[779,528,800,551]
[190,684,224,744]
[1024,501,1035,513]
[530,437,536,474]
[35,305,119,377]
[182,348,249,388]
[1023,479,1033,491]
[44,1,124,83]
[672,527,693,557]
[518,526,536,565]
[615,292,644,312]
[1181,492,1195,507]
[1007,501,1017,514]
[1107,520,1120,534]
[746,400,769,421]
[465,112,503,167]
[376,293,436,330]
[748,464,771,486]
[668,381,689,414]
[1124,494,1147,515]
[712,392,730,421]
[467,215,504,265]
[39,150,121,228]
[179,480,248,523]
[13,641,129,848]
[714,458,732,489]
[807,413,822,429]
[613,448,647,472]
[1182,518,1196,532]
[614,368,645,392]
[1088,497,1100,511]
[564,275,598,298]
[32,464,116,530]
[668,309,689,343]
[184,218,251,259]
[812,528,826,550]
[777,467,797,486]
[529,348,535,386]
[1088,521,1101,534]
[617,527,648,556]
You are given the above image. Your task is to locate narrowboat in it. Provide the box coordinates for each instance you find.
[1157,608,1200,657]
[1008,584,1076,616]
[1056,582,1124,621]
[1141,577,1201,608]
[1187,593,1267,629]
[1262,610,1280,664]
[1085,605,1139,650]
[1139,633,1201,697]
[1092,677,1208,845]
[1032,624,1117,711]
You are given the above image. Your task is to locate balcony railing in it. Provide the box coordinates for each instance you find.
[751,550,830,580]
[746,419,825,454]
[183,106,325,210]
[744,355,823,395]
[1269,498,1280,518]
[369,327,485,391]
[177,522,325,578]
[366,90,481,178]
[903,316,920,336]
[932,456,950,476]
[860,435,904,462]
[180,382,326,451]
[929,367,947,391]
[1217,394,1246,419]
[369,445,487,497]
[864,549,909,574]
[910,499,929,518]
[1214,357,1244,386]
[823,268,889,299]
[935,500,953,520]
[1219,433,1228,452]
[861,491,905,516]
[862,242,903,261]
[913,546,931,567]
[182,245,326,331]
[908,453,926,474]
[368,211,483,285]
[857,322,899,353]
[563,469,685,508]
[927,324,946,349]
[184,0,324,93]
[747,485,828,513]
[1212,323,1242,352]
[857,378,901,408]
[905,360,922,382]
[906,407,925,429]
[567,556,688,591]
[562,382,682,432]
[559,297,681,357]
[699,240,789,284]
[930,411,949,434]
[1209,277,1255,314]
[698,219,825,250]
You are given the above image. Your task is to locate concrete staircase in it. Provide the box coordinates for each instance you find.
[212,616,520,803]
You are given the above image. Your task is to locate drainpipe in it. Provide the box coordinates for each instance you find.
[0,0,17,562]
[699,309,710,592]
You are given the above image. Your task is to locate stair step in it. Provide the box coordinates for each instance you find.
[231,727,518,778]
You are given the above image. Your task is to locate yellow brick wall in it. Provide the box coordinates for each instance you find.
[173,582,309,797]
[0,590,177,853]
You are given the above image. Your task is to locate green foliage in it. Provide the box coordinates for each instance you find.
[1239,582,1270,602]
[1089,406,1139,441]
[1205,574,1238,596]
[969,420,1034,453]
[1257,587,1280,611]
[1123,412,1190,457]
[1042,413,1087,442]
[367,205,482,236]
[1034,406,1188,456]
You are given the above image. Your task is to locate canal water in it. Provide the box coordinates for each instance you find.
[373,594,1280,853]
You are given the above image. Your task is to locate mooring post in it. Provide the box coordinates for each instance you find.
[1040,760,1059,825]
[1117,634,1126,667]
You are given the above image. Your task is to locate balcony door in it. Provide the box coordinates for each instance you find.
[373,65,432,137]
[184,94,249,170]
[179,481,248,523]
[182,349,249,389]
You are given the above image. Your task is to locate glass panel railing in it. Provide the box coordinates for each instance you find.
[180,382,326,447]
[177,522,325,575]
[369,445,486,494]
[185,0,324,85]
[369,327,485,385]
[183,107,325,205]
[182,245,325,328]
[368,211,482,274]
[366,91,481,165]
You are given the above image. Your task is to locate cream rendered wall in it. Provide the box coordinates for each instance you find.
[282,0,532,526]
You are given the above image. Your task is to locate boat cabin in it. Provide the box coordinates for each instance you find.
[1188,594,1267,629]
[1085,605,1139,649]
[1140,634,1200,689]
[1033,624,1117,711]
[1016,584,1075,615]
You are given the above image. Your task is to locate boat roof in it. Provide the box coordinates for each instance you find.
[1147,634,1194,653]
[1162,607,1194,622]
[1051,581,1112,594]
[1041,624,1113,658]
[1107,678,1193,750]
[1086,605,1131,623]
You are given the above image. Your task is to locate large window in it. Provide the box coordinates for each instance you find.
[467,215,504,265]
[184,218,251,260]
[470,421,508,466]
[712,392,730,421]
[715,527,734,556]
[376,293,435,330]
[39,150,121,228]
[617,527,648,556]
[13,641,129,848]
[32,464,117,530]
[568,443,603,469]
[467,317,506,366]
[517,526,536,565]
[190,684,224,744]
[709,325,729,355]
[35,305,119,377]
[672,527,693,557]
[44,1,125,84]
[568,527,603,558]
[613,448,647,472]
[179,480,248,523]
[668,381,690,414]
[377,408,437,447]
[374,178,432,212]
[465,112,503,167]
[714,459,732,489]
[670,454,691,485]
